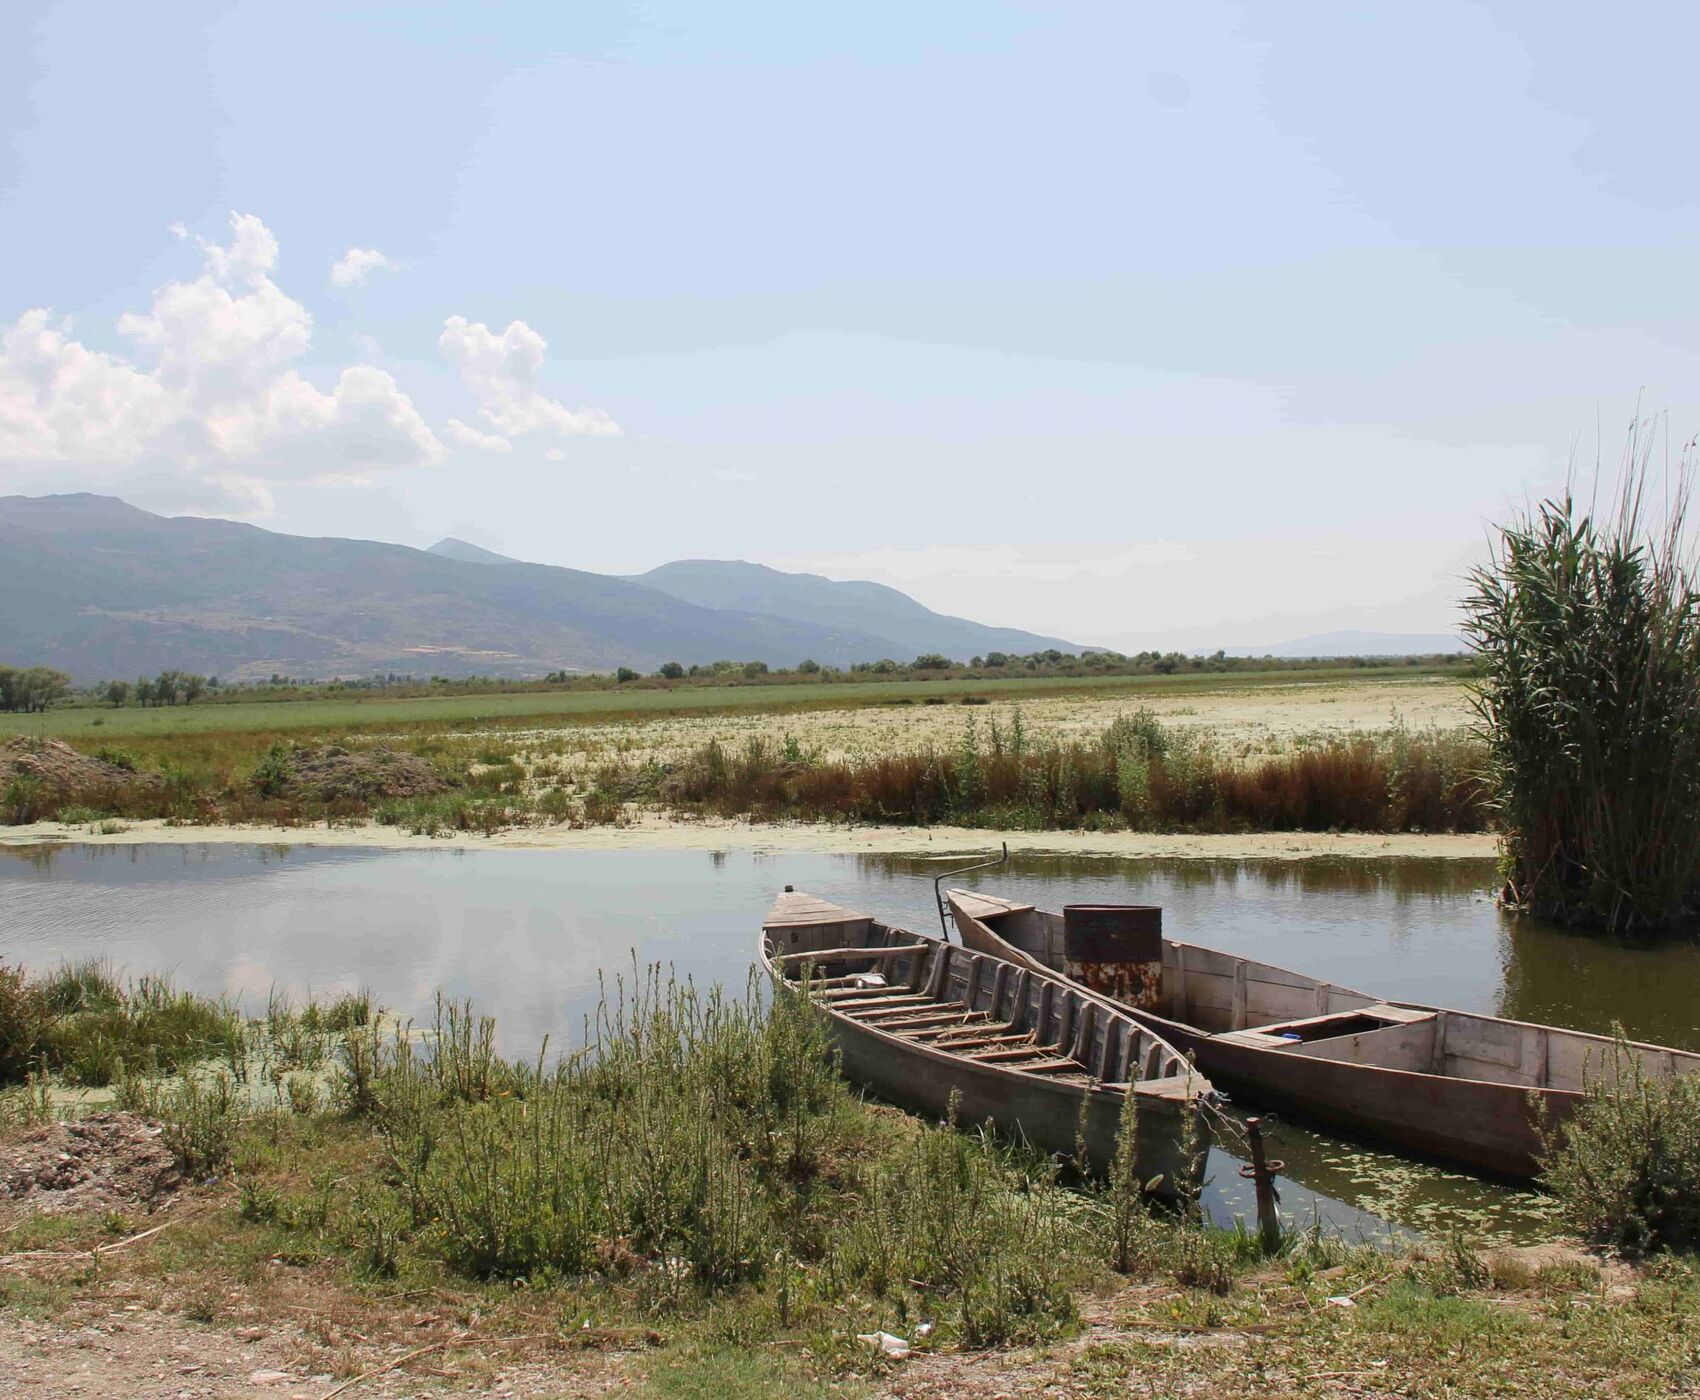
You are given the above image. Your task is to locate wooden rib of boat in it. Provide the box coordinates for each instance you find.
[760,890,1214,1194]
[947,888,1700,1180]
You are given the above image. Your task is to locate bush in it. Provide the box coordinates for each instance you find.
[161,1071,243,1177]
[1542,1037,1700,1255]
[247,742,294,798]
[0,965,48,1082]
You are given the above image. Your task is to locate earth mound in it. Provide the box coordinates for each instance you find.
[281,745,449,803]
[0,736,157,800]
[2,1113,184,1217]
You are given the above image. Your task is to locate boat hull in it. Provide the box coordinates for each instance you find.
[759,891,1212,1196]
[952,897,1575,1179]
[800,980,1203,1189]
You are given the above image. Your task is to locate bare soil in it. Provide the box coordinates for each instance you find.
[0,737,159,801]
[2,1113,183,1220]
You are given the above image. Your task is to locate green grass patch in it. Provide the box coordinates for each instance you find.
[3,667,1461,742]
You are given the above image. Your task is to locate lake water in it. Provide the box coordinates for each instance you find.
[7,840,1699,1244]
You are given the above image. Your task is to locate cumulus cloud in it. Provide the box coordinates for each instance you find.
[330,247,397,288]
[439,315,619,441]
[542,447,567,462]
[0,212,443,507]
[444,417,514,454]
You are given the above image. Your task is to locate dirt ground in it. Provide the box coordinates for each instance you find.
[3,1114,182,1220]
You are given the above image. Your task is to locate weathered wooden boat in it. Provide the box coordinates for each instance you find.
[760,890,1214,1193]
[948,888,1700,1180]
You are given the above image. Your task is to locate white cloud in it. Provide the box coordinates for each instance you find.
[444,417,514,454]
[542,447,567,462]
[167,221,188,240]
[439,315,619,441]
[330,247,397,288]
[0,212,443,506]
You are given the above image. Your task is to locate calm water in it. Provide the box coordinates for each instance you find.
[7,840,1700,1243]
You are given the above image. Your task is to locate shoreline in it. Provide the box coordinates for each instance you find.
[0,815,1501,861]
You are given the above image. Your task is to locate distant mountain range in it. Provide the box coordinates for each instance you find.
[0,494,1078,682]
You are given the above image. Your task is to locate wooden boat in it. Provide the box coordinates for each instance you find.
[760,890,1214,1193]
[948,888,1700,1180]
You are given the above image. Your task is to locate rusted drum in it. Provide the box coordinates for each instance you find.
[1062,904,1164,1010]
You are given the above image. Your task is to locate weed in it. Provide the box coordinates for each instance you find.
[1542,1036,1700,1254]
[161,1071,243,1177]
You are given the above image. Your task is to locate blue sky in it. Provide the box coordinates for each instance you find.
[3,2,1697,649]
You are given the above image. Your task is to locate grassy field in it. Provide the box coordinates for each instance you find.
[1,664,1462,741]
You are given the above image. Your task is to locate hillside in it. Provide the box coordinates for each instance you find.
[629,559,1079,660]
[0,495,905,681]
[0,495,1073,682]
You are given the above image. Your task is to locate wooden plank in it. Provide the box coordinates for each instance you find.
[1008,1058,1087,1076]
[775,944,927,966]
[1232,962,1248,1030]
[1173,944,1188,1020]
[947,889,1035,920]
[763,891,871,928]
[853,999,968,1022]
[822,991,932,1010]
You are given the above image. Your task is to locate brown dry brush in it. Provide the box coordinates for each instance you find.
[653,716,1489,834]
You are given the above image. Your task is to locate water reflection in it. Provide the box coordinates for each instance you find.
[4,839,1696,1244]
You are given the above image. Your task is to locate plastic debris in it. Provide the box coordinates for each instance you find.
[1324,1295,1357,1309]
[856,1330,911,1358]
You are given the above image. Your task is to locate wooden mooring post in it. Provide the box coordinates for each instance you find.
[1241,1116,1283,1253]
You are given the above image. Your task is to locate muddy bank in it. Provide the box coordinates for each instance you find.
[0,814,1500,861]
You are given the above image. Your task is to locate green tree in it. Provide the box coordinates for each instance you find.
[104,679,131,707]
[0,666,71,712]
[657,661,685,680]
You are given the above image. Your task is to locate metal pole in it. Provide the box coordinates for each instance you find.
[930,842,1009,938]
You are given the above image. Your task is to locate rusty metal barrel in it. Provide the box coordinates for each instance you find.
[1062,904,1164,1009]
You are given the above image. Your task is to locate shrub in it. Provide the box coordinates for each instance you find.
[247,742,295,798]
[1541,1036,1700,1255]
[161,1071,243,1177]
[0,964,48,1082]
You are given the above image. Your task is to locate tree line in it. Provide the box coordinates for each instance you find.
[0,666,72,713]
[101,671,211,707]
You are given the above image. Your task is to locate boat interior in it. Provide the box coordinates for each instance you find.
[950,890,1700,1095]
[763,891,1202,1100]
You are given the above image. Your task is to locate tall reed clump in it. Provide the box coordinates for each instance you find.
[1541,1036,1700,1255]
[361,972,1092,1340]
[1465,431,1700,932]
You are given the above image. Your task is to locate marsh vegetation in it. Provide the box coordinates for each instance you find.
[1466,447,1700,933]
[3,959,1698,1397]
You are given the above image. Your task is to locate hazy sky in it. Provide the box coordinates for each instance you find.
[3,3,1697,650]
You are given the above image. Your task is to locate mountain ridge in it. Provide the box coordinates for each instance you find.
[0,494,1079,681]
